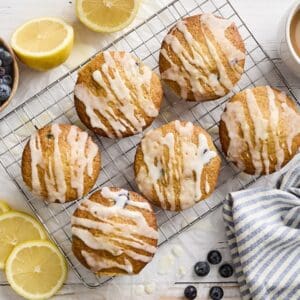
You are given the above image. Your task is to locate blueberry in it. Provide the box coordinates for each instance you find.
[2,75,12,85]
[209,286,224,300]
[184,285,197,300]
[207,250,222,265]
[194,261,210,276]
[0,67,5,76]
[3,64,12,75]
[0,59,2,67]
[0,83,11,102]
[0,50,12,66]
[219,263,234,278]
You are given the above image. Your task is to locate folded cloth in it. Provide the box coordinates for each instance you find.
[223,155,300,300]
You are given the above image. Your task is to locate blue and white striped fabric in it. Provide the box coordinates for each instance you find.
[223,154,300,300]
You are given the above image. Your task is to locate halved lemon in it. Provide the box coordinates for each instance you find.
[0,211,46,268]
[76,0,141,33]
[0,200,11,215]
[11,17,74,71]
[6,240,67,300]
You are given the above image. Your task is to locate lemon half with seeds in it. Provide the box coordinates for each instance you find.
[11,17,74,71]
[76,0,141,33]
[6,240,67,300]
[0,211,46,269]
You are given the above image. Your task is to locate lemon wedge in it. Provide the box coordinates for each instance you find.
[0,200,11,215]
[11,17,74,71]
[6,240,67,300]
[76,0,141,33]
[0,211,46,268]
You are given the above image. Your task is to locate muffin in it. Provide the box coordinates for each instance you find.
[22,124,101,203]
[134,120,221,211]
[219,86,300,175]
[159,14,245,101]
[71,187,158,275]
[74,51,163,138]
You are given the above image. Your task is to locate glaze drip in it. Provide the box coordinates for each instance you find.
[136,121,217,210]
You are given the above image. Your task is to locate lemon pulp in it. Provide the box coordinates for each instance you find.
[76,0,140,32]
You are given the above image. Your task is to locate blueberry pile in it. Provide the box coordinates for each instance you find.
[0,46,13,106]
[184,250,234,300]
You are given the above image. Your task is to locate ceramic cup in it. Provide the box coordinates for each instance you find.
[278,1,300,78]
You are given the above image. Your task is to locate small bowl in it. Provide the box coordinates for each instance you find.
[0,37,19,113]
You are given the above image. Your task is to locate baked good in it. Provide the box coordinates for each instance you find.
[159,14,245,101]
[21,124,101,203]
[134,120,221,211]
[219,86,300,175]
[74,51,163,138]
[71,187,158,275]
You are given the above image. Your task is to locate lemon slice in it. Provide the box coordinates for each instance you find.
[0,211,46,268]
[11,17,74,71]
[76,0,141,33]
[6,240,67,300]
[0,200,11,215]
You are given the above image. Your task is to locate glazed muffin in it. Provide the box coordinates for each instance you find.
[71,187,158,275]
[219,86,300,175]
[74,51,163,138]
[159,14,245,102]
[134,120,221,211]
[22,124,101,203]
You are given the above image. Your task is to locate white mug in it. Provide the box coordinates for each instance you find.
[278,1,300,78]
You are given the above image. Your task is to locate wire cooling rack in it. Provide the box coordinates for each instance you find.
[0,0,299,288]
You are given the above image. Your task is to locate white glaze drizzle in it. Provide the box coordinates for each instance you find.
[81,250,133,274]
[136,121,217,210]
[281,101,300,153]
[161,14,245,100]
[71,188,158,274]
[74,52,159,137]
[29,124,98,202]
[205,174,210,194]
[67,126,98,198]
[222,86,300,174]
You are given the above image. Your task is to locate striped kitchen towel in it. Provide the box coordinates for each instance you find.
[223,154,300,300]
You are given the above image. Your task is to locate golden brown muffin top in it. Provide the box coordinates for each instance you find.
[134,120,221,211]
[21,124,101,203]
[159,14,245,101]
[219,86,300,175]
[74,51,163,138]
[71,187,158,275]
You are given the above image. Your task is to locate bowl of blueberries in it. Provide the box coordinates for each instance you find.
[0,37,19,112]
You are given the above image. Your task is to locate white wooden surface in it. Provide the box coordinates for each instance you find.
[0,0,299,299]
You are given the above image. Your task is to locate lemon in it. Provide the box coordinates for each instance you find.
[76,0,141,33]
[0,211,46,269]
[6,240,67,300]
[0,200,11,215]
[11,17,74,71]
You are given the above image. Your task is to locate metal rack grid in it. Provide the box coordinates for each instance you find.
[0,0,298,288]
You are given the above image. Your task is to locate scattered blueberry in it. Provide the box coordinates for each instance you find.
[0,67,5,76]
[184,285,197,300]
[0,50,12,66]
[194,261,210,276]
[207,250,222,265]
[209,286,224,300]
[219,263,234,278]
[2,75,12,85]
[0,83,11,102]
